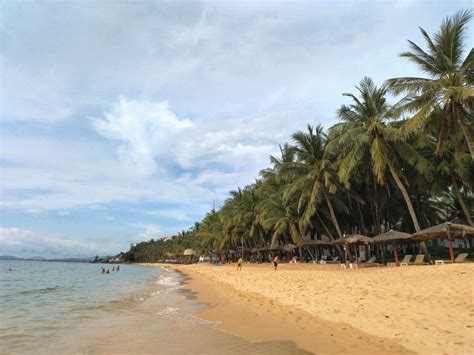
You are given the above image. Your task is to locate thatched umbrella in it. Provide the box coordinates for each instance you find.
[282,244,297,252]
[411,222,474,263]
[301,239,331,262]
[372,230,411,266]
[331,234,373,264]
[331,234,373,245]
[302,239,331,246]
[270,244,282,251]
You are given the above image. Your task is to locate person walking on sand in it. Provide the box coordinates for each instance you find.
[237,257,243,271]
[273,255,279,270]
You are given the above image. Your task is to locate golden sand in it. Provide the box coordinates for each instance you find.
[165,262,474,355]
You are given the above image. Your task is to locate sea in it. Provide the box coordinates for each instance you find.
[0,260,307,354]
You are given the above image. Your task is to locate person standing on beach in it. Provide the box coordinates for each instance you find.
[237,257,243,271]
[273,256,279,270]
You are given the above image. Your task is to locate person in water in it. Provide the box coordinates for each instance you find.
[273,255,279,270]
[101,267,105,274]
[237,257,243,271]
[112,266,116,272]
[116,265,120,271]
[106,269,110,274]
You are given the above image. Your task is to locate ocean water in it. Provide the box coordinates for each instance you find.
[0,260,308,354]
[0,260,160,353]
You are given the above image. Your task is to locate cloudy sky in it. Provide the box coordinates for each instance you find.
[0,0,470,258]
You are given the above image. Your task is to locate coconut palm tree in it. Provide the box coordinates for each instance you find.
[432,143,473,226]
[196,210,225,251]
[256,179,304,247]
[386,10,474,158]
[278,124,346,240]
[219,185,266,248]
[328,77,430,237]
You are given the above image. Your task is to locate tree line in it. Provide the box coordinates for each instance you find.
[122,10,473,263]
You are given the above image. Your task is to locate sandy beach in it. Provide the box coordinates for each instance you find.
[147,262,474,355]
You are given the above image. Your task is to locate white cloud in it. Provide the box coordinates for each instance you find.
[1,0,471,252]
[0,227,121,258]
[90,97,193,176]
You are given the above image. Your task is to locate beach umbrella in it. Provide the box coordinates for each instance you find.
[301,239,331,262]
[411,222,474,263]
[331,235,373,264]
[330,234,373,245]
[372,230,411,266]
[270,244,282,251]
[282,244,297,252]
[302,239,331,246]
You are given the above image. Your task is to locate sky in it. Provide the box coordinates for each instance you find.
[0,0,471,258]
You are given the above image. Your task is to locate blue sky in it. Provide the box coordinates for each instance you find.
[0,0,471,257]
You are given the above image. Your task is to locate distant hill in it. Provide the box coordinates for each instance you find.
[29,256,47,261]
[0,255,22,260]
[0,255,90,262]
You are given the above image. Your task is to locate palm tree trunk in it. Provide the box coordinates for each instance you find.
[387,161,421,231]
[387,161,429,255]
[457,108,474,159]
[356,200,368,235]
[315,210,345,258]
[452,177,473,226]
[322,186,343,239]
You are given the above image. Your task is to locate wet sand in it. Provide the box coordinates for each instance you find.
[157,262,474,355]
[38,268,309,355]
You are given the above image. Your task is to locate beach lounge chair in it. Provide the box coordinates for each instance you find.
[320,256,339,264]
[408,254,429,265]
[358,256,381,267]
[399,254,413,267]
[435,253,469,265]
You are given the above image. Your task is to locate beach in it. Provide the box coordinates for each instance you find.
[151,262,474,355]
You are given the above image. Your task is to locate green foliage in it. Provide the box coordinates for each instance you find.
[122,10,473,262]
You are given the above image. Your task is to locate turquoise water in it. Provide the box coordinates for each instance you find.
[0,260,161,353]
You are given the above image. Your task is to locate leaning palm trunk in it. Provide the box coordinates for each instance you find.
[315,210,345,258]
[457,114,474,159]
[322,187,343,239]
[387,161,429,255]
[452,177,473,226]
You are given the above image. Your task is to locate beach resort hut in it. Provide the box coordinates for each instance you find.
[372,230,411,266]
[331,234,373,264]
[183,249,197,264]
[411,222,474,263]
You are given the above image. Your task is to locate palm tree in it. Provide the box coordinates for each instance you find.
[432,142,473,226]
[219,185,265,248]
[256,180,304,246]
[278,124,346,240]
[328,77,430,237]
[386,10,474,158]
[196,210,225,251]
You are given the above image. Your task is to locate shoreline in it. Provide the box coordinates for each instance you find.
[142,263,414,354]
[141,262,474,354]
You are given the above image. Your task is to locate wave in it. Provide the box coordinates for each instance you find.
[16,286,60,296]
[156,306,179,316]
[156,276,180,287]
